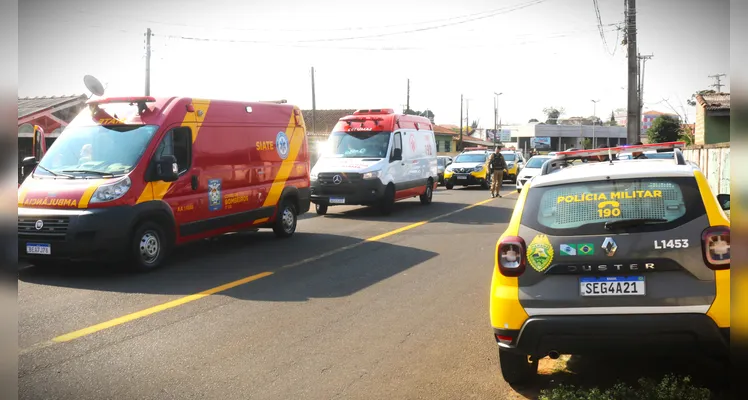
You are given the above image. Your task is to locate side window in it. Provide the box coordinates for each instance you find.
[392,132,402,157]
[156,127,192,174]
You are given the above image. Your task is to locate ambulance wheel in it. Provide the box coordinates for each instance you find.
[130,221,168,272]
[420,179,433,205]
[498,348,538,385]
[315,203,328,216]
[445,182,454,190]
[380,184,396,215]
[273,200,297,238]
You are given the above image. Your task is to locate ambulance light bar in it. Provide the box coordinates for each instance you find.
[87,96,157,105]
[353,109,394,115]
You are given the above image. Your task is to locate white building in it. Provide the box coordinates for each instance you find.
[491,123,628,153]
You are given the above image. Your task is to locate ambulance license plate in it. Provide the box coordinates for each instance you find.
[26,243,51,255]
[580,276,645,296]
[329,197,346,204]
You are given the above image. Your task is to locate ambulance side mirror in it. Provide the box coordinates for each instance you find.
[21,156,38,178]
[391,148,402,162]
[154,155,179,182]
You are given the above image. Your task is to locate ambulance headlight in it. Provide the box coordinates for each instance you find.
[90,176,132,203]
[363,170,381,180]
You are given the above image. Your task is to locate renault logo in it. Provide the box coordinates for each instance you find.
[35,220,44,230]
[602,237,618,256]
[332,175,343,185]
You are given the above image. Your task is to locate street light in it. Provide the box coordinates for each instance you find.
[591,99,600,147]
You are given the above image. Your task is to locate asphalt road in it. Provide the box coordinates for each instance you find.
[17,184,730,400]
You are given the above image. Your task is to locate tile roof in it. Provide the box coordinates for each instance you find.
[696,93,730,111]
[301,109,356,136]
[433,125,457,135]
[18,95,87,119]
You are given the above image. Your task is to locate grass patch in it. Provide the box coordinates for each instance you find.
[538,374,713,400]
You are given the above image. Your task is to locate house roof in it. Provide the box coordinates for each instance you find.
[18,94,87,119]
[301,109,356,136]
[696,93,730,111]
[433,125,457,135]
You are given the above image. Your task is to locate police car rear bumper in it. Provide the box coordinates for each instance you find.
[310,179,387,205]
[494,314,729,357]
[18,206,133,264]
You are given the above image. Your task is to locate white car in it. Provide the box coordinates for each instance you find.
[514,155,554,192]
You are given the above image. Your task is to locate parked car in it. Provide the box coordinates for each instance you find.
[514,155,553,192]
[437,156,453,185]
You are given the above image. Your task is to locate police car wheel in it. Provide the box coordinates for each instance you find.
[498,348,537,385]
[445,182,454,190]
[419,180,433,205]
[315,203,328,215]
[130,222,168,272]
[273,200,297,238]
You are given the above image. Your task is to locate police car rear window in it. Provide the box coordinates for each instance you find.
[521,177,706,235]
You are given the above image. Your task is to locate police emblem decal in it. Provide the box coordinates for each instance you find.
[527,234,554,272]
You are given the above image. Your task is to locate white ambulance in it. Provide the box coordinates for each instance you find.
[310,109,438,216]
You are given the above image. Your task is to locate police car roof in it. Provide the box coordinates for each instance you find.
[530,159,698,188]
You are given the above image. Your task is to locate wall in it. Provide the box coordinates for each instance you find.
[705,115,730,144]
[435,134,455,153]
[682,143,730,194]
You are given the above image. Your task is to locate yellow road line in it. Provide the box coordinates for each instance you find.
[21,193,515,351]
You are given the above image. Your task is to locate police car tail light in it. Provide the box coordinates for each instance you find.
[701,226,730,270]
[498,236,526,277]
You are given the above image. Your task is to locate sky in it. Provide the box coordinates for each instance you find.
[19,0,730,127]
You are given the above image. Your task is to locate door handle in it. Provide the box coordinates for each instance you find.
[191,175,199,190]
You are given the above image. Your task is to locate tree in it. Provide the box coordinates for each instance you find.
[679,124,695,146]
[581,138,592,149]
[528,118,539,123]
[403,108,435,123]
[607,111,617,126]
[646,115,681,143]
[686,89,716,107]
[471,120,479,129]
[542,107,565,125]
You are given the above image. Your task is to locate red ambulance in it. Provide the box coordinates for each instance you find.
[18,96,310,271]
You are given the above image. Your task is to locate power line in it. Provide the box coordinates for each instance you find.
[74,0,551,36]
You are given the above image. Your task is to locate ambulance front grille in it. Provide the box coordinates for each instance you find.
[18,216,70,240]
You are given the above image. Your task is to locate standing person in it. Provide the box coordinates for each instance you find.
[488,147,506,198]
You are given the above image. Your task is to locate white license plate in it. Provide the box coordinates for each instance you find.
[26,243,51,255]
[580,276,645,296]
[456,175,468,180]
[329,197,346,204]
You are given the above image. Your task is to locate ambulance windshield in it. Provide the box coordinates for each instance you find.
[35,125,159,178]
[326,131,391,158]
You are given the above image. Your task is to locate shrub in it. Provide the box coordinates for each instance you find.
[538,374,713,400]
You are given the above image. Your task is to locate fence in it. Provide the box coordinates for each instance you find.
[682,143,730,195]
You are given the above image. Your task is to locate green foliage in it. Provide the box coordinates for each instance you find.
[539,374,712,400]
[581,138,592,149]
[529,118,539,123]
[403,109,435,123]
[687,89,717,107]
[608,111,617,126]
[646,115,681,143]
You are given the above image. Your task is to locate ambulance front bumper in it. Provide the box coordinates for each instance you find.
[310,178,387,206]
[18,206,134,264]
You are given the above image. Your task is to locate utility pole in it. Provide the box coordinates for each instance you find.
[406,79,410,111]
[465,98,470,140]
[311,67,316,135]
[625,0,639,145]
[145,28,152,96]
[591,99,600,147]
[459,95,464,151]
[638,54,653,121]
[494,92,502,148]
[709,74,727,92]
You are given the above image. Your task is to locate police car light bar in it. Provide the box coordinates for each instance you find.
[553,141,686,160]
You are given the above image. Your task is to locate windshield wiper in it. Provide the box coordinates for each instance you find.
[604,218,667,230]
[35,165,75,179]
[61,169,116,177]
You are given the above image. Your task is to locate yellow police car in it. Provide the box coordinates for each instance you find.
[444,148,492,190]
[490,142,730,384]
